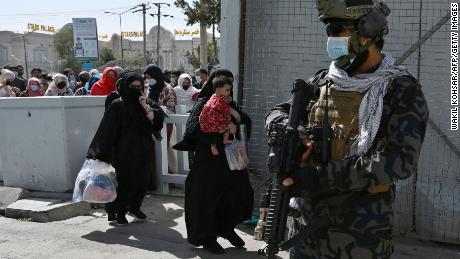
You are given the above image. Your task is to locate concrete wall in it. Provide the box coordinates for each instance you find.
[0,97,105,192]
[0,153,3,181]
[220,0,241,103]
[235,0,459,241]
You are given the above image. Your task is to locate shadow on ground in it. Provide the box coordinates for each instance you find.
[81,195,266,259]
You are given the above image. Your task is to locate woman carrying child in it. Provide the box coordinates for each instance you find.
[184,68,254,254]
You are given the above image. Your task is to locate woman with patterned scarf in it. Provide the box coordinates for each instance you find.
[20,77,44,97]
[44,73,74,96]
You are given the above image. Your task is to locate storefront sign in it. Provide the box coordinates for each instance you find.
[122,32,144,38]
[27,23,55,33]
[174,29,200,37]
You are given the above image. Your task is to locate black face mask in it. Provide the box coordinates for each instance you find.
[57,82,66,89]
[123,87,142,103]
[5,81,12,86]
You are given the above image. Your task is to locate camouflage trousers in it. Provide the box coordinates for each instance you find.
[287,188,395,259]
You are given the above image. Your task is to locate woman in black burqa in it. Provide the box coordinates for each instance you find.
[182,68,254,254]
[87,71,165,225]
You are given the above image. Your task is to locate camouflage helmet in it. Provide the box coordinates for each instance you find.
[316,0,376,22]
[316,0,391,40]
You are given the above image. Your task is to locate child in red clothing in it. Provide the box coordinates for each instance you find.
[199,76,238,155]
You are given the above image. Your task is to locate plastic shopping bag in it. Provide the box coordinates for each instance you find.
[72,159,117,203]
[225,139,249,171]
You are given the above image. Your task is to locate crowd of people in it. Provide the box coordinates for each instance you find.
[1,64,251,253]
[0,63,254,254]
[1,0,431,258]
[0,65,208,109]
[76,64,253,254]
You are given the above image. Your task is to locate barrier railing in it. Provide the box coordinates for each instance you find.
[155,105,190,194]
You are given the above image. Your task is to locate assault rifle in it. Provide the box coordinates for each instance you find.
[258,79,333,258]
[258,79,314,258]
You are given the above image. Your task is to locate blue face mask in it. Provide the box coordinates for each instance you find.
[195,76,202,84]
[147,79,157,86]
[327,37,349,60]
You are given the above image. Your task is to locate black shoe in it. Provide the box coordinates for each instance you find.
[203,240,225,254]
[116,215,129,225]
[107,212,117,222]
[222,230,245,248]
[129,209,147,220]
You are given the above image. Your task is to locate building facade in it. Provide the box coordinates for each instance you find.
[0,25,219,75]
[0,31,57,75]
[106,25,219,73]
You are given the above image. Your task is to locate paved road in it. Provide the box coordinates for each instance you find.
[0,195,288,259]
[0,195,459,259]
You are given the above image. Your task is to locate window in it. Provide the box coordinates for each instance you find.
[33,46,48,63]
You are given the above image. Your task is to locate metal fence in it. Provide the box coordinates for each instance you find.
[240,0,460,243]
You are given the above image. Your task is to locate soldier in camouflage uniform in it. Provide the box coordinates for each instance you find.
[264,0,429,258]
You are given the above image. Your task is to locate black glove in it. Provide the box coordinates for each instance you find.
[289,164,320,196]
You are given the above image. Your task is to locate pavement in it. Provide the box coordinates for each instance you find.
[0,187,28,214]
[0,194,459,259]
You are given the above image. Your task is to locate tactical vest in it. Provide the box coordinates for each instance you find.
[308,81,392,193]
[309,84,364,160]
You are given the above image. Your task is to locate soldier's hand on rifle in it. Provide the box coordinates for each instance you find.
[282,139,313,187]
[301,139,313,162]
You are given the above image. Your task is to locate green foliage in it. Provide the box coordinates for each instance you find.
[207,41,219,65]
[53,23,81,73]
[186,43,219,69]
[174,0,221,29]
[119,54,145,74]
[175,0,221,66]
[186,50,201,69]
[99,47,115,66]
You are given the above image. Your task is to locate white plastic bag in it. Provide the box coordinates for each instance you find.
[225,140,249,171]
[72,159,117,203]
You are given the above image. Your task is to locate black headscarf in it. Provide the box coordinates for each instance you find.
[144,64,165,102]
[173,68,236,151]
[117,71,144,103]
[198,68,234,99]
[104,70,139,110]
[114,71,145,124]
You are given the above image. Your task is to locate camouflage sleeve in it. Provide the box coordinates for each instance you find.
[328,76,429,191]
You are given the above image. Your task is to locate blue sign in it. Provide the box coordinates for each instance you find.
[82,62,93,70]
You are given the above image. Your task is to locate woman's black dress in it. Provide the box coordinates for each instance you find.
[87,72,165,214]
[184,68,254,246]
